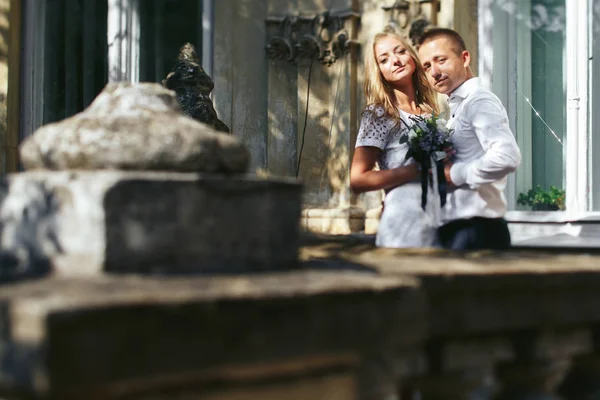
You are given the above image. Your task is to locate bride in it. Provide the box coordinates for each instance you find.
[350,32,442,248]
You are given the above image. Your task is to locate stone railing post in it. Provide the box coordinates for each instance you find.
[494,330,591,400]
[558,326,600,399]
[409,338,506,400]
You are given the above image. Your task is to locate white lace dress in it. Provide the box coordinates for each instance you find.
[356,105,439,248]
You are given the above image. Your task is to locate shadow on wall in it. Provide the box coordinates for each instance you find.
[265,4,359,209]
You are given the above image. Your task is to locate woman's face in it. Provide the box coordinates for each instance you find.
[374,36,416,86]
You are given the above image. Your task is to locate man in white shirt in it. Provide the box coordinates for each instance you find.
[417,28,521,250]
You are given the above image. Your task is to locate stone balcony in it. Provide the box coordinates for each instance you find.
[3,233,600,399]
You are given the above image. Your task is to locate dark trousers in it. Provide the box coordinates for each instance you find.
[437,217,511,251]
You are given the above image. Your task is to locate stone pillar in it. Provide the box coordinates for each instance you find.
[410,338,508,400]
[494,330,592,400]
[558,327,600,400]
[495,359,569,400]
[266,0,298,177]
[295,0,334,206]
[265,0,362,233]
[213,0,268,171]
[558,356,600,399]
[453,0,478,76]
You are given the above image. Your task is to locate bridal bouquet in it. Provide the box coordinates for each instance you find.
[403,114,454,210]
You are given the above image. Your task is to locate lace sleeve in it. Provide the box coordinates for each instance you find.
[355,105,392,150]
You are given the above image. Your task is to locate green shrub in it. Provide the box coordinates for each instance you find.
[517,185,565,211]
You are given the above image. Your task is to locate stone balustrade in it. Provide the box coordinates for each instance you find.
[0,234,598,399]
[302,235,600,400]
[3,81,600,399]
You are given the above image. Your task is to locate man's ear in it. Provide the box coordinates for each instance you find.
[461,50,471,68]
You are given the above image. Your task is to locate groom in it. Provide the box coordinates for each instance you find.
[417,28,521,250]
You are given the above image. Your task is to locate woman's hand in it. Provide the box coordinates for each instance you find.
[350,147,422,194]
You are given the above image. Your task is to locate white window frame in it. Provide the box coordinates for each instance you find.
[20,0,46,141]
[202,0,214,78]
[107,0,214,83]
[478,0,592,219]
[107,0,140,82]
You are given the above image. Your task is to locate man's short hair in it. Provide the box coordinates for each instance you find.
[417,28,467,56]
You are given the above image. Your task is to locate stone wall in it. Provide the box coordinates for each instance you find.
[0,0,8,173]
[212,0,269,173]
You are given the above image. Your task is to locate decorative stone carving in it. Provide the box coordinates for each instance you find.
[162,43,230,133]
[266,11,359,66]
[19,82,247,172]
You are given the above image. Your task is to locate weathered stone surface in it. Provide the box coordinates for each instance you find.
[0,271,424,399]
[19,82,248,172]
[163,42,230,133]
[0,171,301,277]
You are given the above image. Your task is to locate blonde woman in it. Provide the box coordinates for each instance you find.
[350,32,442,248]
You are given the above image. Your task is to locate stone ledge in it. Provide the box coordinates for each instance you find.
[0,271,424,398]
[300,207,366,235]
[0,171,302,276]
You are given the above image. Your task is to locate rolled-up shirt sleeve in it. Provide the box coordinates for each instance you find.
[450,97,522,188]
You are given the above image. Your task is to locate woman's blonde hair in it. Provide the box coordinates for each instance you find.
[364,32,439,118]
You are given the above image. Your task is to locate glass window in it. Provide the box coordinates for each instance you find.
[491,0,566,210]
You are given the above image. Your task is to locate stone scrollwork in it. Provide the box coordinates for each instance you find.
[266,16,297,62]
[266,11,359,66]
[382,0,440,45]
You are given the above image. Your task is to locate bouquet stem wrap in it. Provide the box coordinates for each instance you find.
[420,156,448,211]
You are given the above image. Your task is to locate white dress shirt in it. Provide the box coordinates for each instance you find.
[444,77,522,222]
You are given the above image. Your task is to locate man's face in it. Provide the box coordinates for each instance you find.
[418,37,470,95]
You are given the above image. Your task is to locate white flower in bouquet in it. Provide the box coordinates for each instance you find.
[436,118,449,132]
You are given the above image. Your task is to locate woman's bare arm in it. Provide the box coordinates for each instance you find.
[350,146,420,194]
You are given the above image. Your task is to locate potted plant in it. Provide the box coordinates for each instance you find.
[517,185,566,211]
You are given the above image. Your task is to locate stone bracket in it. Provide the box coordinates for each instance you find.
[266,11,360,66]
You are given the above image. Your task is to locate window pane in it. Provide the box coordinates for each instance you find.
[529,0,566,191]
[139,0,204,83]
[492,0,566,210]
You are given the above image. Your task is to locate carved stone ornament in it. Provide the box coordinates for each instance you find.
[266,11,359,66]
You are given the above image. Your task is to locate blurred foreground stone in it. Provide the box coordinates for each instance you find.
[5,82,301,278]
[0,171,301,276]
[20,82,245,172]
[0,271,424,400]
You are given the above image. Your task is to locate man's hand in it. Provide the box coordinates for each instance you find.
[443,147,456,162]
[444,161,456,188]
